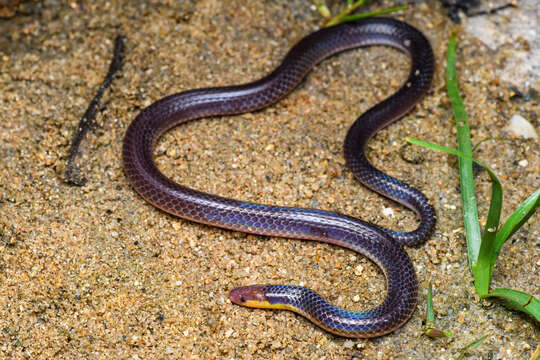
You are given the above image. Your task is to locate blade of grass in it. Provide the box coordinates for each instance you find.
[426,282,434,324]
[446,34,485,294]
[405,138,494,173]
[454,335,487,360]
[407,135,539,318]
[337,5,409,24]
[476,169,502,295]
[484,288,540,321]
[325,0,369,26]
[472,137,513,152]
[493,188,540,266]
[405,138,538,293]
[424,282,451,338]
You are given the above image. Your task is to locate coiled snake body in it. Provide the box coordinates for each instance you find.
[123,17,435,338]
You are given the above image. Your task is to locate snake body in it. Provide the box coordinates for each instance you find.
[123,18,435,338]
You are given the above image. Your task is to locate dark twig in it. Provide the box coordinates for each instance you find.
[65,34,126,186]
[467,3,517,17]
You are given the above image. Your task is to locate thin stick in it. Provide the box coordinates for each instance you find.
[65,34,126,185]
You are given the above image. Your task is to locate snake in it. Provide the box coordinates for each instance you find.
[122,17,435,338]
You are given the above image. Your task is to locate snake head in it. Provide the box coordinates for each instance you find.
[229,285,267,308]
[229,285,296,311]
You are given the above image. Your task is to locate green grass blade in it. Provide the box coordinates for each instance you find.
[476,170,503,294]
[405,137,502,294]
[424,282,452,338]
[426,282,434,324]
[454,335,487,360]
[325,0,369,27]
[446,35,483,281]
[493,188,540,265]
[337,5,408,24]
[406,138,493,172]
[347,0,368,12]
[408,137,540,318]
[411,33,538,323]
[405,138,501,185]
[472,137,513,152]
[323,0,407,27]
[484,288,540,321]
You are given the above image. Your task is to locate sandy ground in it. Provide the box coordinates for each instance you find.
[0,0,538,359]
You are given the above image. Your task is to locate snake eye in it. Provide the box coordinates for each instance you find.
[240,296,246,303]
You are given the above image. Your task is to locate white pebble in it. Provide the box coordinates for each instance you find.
[382,207,394,217]
[354,264,364,275]
[506,114,538,140]
[518,159,528,167]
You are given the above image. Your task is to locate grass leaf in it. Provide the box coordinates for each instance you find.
[426,282,434,324]
[336,5,408,24]
[472,137,513,152]
[325,0,368,26]
[484,288,540,321]
[476,166,503,296]
[455,335,487,360]
[424,282,451,338]
[446,35,483,288]
[405,138,538,295]
[493,188,540,266]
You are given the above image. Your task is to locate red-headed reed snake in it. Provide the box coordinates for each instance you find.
[123,17,435,338]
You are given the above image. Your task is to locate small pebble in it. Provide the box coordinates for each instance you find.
[382,207,394,217]
[354,264,364,276]
[505,114,538,140]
